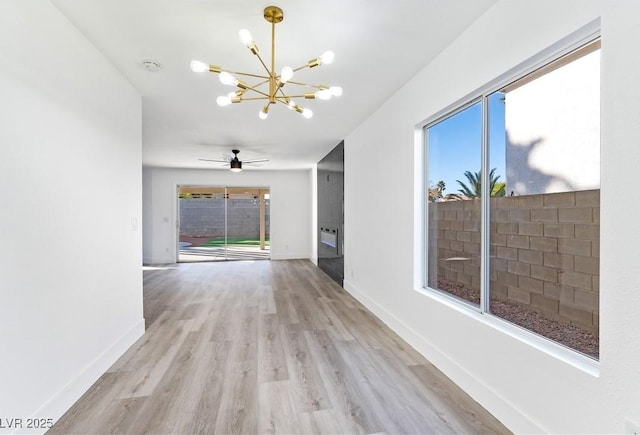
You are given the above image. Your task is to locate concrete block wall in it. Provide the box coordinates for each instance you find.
[179,198,270,238]
[429,189,599,333]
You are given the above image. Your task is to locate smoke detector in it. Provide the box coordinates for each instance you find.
[142,60,161,72]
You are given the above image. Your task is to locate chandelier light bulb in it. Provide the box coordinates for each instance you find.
[287,100,296,110]
[259,105,270,120]
[314,89,332,100]
[219,71,238,86]
[330,86,343,97]
[216,96,232,107]
[280,66,293,83]
[319,50,335,65]
[302,108,313,119]
[239,29,254,46]
[190,60,209,73]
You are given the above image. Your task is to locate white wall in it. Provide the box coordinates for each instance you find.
[344,1,640,433]
[143,167,312,264]
[0,0,143,430]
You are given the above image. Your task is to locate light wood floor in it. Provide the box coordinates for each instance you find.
[50,259,509,434]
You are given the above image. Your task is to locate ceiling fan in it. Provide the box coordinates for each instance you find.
[198,149,268,172]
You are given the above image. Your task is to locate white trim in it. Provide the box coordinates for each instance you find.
[413,125,426,290]
[482,18,600,98]
[414,18,602,365]
[143,256,176,265]
[270,253,310,260]
[415,19,601,131]
[22,319,145,434]
[415,286,599,375]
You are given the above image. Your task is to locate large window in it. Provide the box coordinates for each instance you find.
[424,37,600,359]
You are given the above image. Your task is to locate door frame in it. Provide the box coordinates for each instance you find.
[175,184,271,262]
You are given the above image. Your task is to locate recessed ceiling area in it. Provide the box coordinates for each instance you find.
[51,0,497,170]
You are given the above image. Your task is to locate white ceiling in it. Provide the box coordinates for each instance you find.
[51,0,496,170]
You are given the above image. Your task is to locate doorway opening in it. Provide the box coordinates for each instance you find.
[177,186,270,262]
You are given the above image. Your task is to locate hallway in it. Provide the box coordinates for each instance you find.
[51,260,508,434]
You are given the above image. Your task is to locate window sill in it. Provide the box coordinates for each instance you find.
[416,286,600,377]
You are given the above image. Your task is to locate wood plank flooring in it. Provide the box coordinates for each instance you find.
[50,259,510,434]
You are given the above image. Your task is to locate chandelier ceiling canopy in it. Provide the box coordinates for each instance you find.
[190,5,342,120]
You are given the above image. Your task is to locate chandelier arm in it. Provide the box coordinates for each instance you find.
[193,6,338,119]
[223,70,270,80]
[271,20,276,77]
[243,78,270,89]
[241,87,271,98]
[270,20,276,102]
[292,64,312,73]
[251,51,273,78]
[275,85,291,100]
[283,80,329,90]
[276,94,312,99]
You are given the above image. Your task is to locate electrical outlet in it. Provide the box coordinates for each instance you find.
[625,418,640,434]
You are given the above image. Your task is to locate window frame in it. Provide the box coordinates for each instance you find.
[418,19,601,367]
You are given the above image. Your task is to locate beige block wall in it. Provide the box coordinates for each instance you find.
[428,189,599,333]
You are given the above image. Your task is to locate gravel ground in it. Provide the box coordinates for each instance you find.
[437,278,599,358]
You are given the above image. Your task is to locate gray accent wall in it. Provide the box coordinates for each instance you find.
[317,141,344,285]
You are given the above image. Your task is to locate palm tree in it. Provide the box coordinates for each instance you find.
[455,168,506,198]
[428,180,446,202]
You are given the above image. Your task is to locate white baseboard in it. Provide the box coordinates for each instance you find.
[270,253,310,260]
[143,255,175,265]
[342,279,542,434]
[21,319,145,434]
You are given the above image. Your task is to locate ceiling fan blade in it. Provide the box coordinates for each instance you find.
[243,158,269,163]
[198,158,228,163]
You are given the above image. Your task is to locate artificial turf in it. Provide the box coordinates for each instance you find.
[200,237,270,247]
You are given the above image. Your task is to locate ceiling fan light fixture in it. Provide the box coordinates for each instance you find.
[230,160,242,172]
[199,149,268,172]
[191,5,341,119]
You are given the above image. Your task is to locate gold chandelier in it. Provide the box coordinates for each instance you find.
[190,5,342,120]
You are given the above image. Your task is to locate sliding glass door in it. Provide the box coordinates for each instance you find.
[177,186,270,262]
